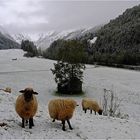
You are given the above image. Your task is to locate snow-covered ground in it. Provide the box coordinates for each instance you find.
[0,49,140,139]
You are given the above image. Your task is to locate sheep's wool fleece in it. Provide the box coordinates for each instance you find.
[48,99,77,121]
[15,94,38,119]
[82,99,100,112]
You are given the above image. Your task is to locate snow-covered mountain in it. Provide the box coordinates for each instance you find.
[0,26,20,49]
[35,26,102,49]
[13,33,32,44]
[0,25,102,50]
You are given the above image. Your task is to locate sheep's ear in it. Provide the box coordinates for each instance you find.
[33,92,38,95]
[19,90,25,93]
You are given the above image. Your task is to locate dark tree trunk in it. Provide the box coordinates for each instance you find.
[57,77,82,94]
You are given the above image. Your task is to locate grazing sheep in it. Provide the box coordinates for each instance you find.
[82,98,102,115]
[48,98,77,131]
[15,87,38,129]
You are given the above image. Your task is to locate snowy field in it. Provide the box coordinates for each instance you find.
[0,49,140,139]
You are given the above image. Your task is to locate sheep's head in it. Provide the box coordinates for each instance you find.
[98,109,103,115]
[19,87,38,102]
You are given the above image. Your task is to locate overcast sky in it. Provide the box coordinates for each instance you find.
[0,0,140,40]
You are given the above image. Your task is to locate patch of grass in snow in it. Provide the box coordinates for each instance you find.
[52,90,86,97]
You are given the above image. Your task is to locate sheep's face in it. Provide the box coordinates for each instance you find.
[24,92,33,102]
[19,88,38,102]
[98,109,103,115]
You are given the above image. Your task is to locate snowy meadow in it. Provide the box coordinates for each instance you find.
[0,49,140,139]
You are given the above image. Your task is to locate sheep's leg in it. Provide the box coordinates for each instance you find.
[29,118,32,129]
[30,118,34,126]
[94,111,96,115]
[67,120,73,130]
[90,110,92,114]
[22,118,25,128]
[84,109,87,113]
[26,120,28,124]
[62,120,66,131]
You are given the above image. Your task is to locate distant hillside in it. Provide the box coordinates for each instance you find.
[35,26,102,49]
[0,26,15,41]
[0,27,20,50]
[93,4,140,65]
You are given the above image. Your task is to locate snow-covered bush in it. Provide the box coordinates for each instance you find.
[51,40,86,94]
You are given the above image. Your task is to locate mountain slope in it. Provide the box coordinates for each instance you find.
[0,26,16,41]
[93,4,140,64]
[35,26,101,49]
[0,27,20,50]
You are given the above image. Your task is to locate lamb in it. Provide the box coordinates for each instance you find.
[15,87,38,129]
[48,98,77,131]
[82,98,102,115]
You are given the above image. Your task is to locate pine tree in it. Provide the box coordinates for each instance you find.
[21,40,38,57]
[51,40,86,94]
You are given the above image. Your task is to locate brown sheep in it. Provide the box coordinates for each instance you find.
[82,98,102,115]
[48,98,77,131]
[15,87,38,129]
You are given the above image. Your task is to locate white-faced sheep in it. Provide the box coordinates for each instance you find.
[15,87,38,129]
[82,98,102,115]
[48,98,77,131]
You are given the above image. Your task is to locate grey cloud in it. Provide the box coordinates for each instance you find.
[1,0,140,38]
[0,0,6,7]
[4,22,49,33]
[35,1,140,30]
